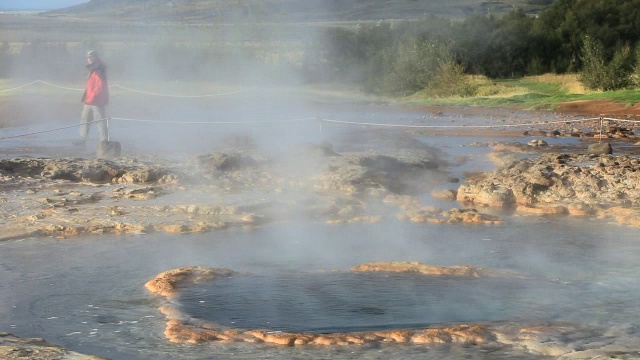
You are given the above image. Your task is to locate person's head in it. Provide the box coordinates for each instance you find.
[86,50,99,65]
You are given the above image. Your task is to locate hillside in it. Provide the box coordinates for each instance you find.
[46,0,553,23]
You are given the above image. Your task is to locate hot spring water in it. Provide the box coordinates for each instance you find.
[2,217,640,359]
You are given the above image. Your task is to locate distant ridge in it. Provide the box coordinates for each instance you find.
[46,0,553,23]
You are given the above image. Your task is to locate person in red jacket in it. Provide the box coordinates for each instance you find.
[74,50,109,146]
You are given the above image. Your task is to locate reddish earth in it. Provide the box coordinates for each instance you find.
[555,99,640,119]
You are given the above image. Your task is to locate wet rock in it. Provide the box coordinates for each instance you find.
[0,332,106,360]
[194,152,257,172]
[315,153,441,195]
[112,186,159,200]
[118,168,170,183]
[456,152,640,226]
[0,158,179,184]
[528,139,548,147]
[437,208,502,224]
[607,126,635,138]
[351,262,505,278]
[566,203,598,216]
[431,189,457,200]
[516,204,568,215]
[400,205,442,222]
[145,267,239,299]
[457,183,515,207]
[96,140,121,158]
[603,206,640,227]
[490,142,537,153]
[588,142,613,155]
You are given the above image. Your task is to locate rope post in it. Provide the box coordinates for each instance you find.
[318,118,323,139]
[106,118,110,142]
[598,117,603,144]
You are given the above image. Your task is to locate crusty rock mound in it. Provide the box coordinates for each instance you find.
[162,320,494,346]
[351,261,496,277]
[145,266,239,299]
[456,153,640,225]
[0,332,106,360]
[0,158,179,184]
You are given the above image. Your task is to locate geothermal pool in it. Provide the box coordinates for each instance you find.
[176,270,570,334]
[1,216,640,359]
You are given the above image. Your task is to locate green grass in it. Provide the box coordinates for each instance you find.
[402,74,640,110]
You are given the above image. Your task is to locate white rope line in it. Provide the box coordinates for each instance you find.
[1,115,638,142]
[36,80,84,91]
[0,116,314,141]
[602,117,640,124]
[110,116,317,124]
[0,80,43,93]
[1,80,244,98]
[319,117,602,128]
[0,119,106,140]
[109,84,244,98]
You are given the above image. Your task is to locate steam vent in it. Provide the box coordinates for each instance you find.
[144,262,584,352]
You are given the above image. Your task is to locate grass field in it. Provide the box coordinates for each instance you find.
[404,73,640,110]
[47,0,551,23]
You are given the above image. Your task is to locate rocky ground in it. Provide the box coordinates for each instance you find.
[1,131,507,243]
[0,332,106,360]
[3,100,640,358]
[7,112,639,243]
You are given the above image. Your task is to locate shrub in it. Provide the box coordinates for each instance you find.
[429,60,478,97]
[579,35,634,91]
[382,39,454,96]
[370,38,479,97]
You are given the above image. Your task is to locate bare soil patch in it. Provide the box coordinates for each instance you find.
[556,99,640,119]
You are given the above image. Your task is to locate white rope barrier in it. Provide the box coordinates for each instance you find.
[319,117,602,129]
[110,116,316,124]
[602,117,640,124]
[0,80,44,93]
[1,79,244,98]
[109,84,244,98]
[0,119,106,141]
[36,80,84,92]
[2,115,634,142]
[0,116,315,141]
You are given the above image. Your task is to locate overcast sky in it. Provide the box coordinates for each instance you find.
[0,0,87,10]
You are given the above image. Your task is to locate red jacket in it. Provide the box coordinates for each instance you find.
[82,63,109,106]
